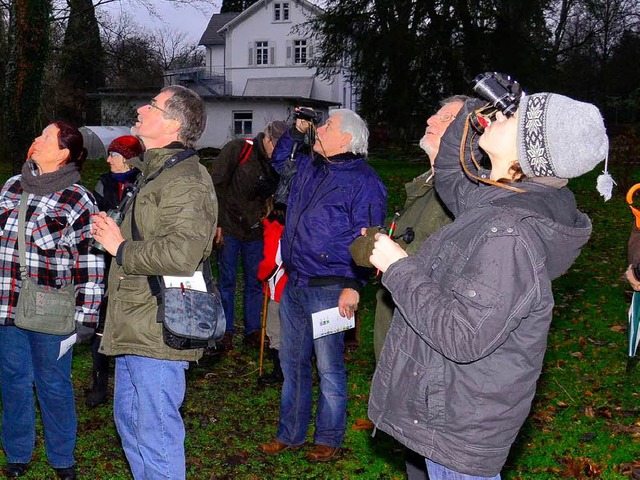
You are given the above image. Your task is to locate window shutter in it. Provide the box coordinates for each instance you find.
[248,42,253,66]
[286,40,292,65]
[308,42,314,59]
[270,46,275,65]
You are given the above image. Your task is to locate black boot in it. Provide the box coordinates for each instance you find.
[86,335,109,408]
[258,349,284,386]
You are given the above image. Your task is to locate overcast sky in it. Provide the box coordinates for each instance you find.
[99,0,220,44]
[99,0,325,45]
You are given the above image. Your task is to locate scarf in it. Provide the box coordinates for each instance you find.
[20,161,81,196]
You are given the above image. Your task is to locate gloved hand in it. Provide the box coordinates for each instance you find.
[350,226,386,268]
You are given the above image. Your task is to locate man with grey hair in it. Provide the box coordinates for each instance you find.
[258,108,387,462]
[91,85,217,479]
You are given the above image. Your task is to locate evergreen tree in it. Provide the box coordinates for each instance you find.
[221,0,258,13]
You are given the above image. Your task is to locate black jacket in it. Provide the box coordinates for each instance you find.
[211,134,277,242]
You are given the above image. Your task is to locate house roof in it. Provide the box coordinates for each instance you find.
[243,76,315,97]
[198,12,240,46]
[200,0,324,44]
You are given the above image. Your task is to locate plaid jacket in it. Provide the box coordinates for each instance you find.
[0,175,105,327]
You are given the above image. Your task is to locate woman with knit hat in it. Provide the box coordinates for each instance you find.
[85,135,142,409]
[366,92,610,479]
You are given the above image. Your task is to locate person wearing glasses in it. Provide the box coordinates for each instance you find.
[91,86,217,480]
[84,135,142,409]
[210,120,287,353]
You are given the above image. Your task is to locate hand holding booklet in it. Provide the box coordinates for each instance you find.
[311,307,355,339]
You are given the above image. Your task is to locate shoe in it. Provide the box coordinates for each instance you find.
[54,466,76,480]
[221,331,234,352]
[306,444,340,462]
[258,439,302,456]
[243,330,262,349]
[5,463,28,478]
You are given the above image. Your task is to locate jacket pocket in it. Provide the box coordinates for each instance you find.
[32,209,68,251]
[385,348,446,433]
[110,275,162,346]
[451,275,502,332]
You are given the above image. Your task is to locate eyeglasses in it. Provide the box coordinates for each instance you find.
[148,99,172,117]
[108,152,122,158]
[427,112,456,124]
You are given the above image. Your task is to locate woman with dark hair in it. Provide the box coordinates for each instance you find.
[0,121,105,479]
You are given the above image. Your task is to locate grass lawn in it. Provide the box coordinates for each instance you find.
[0,146,638,479]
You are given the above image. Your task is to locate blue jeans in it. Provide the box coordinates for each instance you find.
[426,459,501,480]
[0,326,76,469]
[114,355,189,480]
[217,233,264,335]
[276,282,347,447]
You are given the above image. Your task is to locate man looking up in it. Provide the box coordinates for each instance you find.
[91,85,217,480]
[259,108,387,462]
[211,120,287,352]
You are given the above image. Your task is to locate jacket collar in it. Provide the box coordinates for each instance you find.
[141,142,187,176]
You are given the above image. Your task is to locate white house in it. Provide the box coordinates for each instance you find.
[97,0,357,150]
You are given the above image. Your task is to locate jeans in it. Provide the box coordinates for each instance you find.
[114,355,189,480]
[0,326,76,469]
[276,282,347,447]
[426,459,501,480]
[217,233,264,335]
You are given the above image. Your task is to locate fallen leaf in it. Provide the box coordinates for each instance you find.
[611,325,626,333]
[570,351,584,359]
[352,418,374,431]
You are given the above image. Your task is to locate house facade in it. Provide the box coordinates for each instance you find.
[191,0,357,148]
[97,0,357,150]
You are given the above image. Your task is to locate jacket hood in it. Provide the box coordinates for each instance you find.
[489,181,592,280]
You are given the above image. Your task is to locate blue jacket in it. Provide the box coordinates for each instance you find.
[272,130,387,289]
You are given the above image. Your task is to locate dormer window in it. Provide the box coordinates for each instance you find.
[274,2,290,22]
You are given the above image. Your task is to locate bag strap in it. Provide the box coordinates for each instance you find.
[128,149,206,302]
[17,194,30,276]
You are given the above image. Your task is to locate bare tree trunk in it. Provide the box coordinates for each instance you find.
[3,0,52,174]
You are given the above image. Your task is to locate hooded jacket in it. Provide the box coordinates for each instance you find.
[100,145,217,362]
[368,104,592,476]
[272,129,387,288]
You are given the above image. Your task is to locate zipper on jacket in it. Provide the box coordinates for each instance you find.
[116,275,124,291]
[286,166,331,268]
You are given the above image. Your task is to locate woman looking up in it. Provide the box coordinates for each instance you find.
[0,122,104,480]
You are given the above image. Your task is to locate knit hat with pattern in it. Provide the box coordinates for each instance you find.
[516,93,609,179]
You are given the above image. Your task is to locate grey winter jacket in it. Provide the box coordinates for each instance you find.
[101,146,217,362]
[368,103,592,476]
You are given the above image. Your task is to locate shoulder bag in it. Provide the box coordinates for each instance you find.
[14,194,76,335]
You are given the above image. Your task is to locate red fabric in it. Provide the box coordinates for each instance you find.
[257,218,288,301]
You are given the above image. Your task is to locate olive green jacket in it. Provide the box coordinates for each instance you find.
[101,147,218,361]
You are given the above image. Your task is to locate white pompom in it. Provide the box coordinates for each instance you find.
[596,171,615,201]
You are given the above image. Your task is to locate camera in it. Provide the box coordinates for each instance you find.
[294,107,320,124]
[90,209,125,253]
[469,72,523,133]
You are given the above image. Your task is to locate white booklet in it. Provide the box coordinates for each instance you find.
[311,306,355,339]
[163,271,207,292]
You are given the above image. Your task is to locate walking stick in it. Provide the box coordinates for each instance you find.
[258,284,269,377]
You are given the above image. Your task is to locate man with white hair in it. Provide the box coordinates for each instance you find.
[258,108,387,462]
